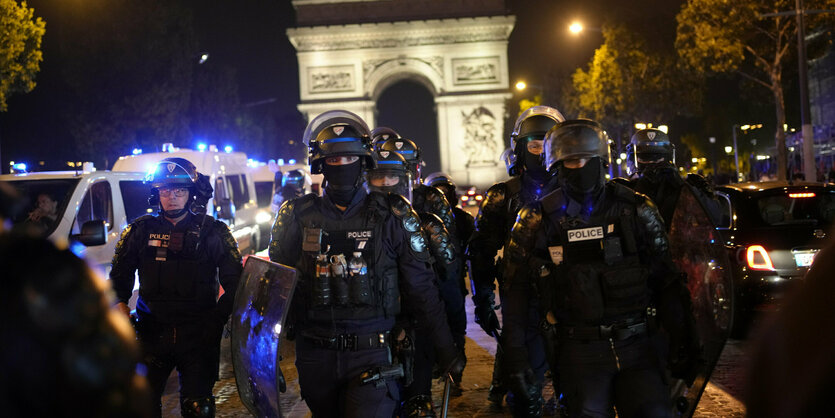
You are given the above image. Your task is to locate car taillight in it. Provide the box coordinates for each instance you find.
[746,245,775,270]
[461,195,470,202]
[788,192,815,198]
[475,195,483,201]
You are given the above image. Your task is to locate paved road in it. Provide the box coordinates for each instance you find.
[162,301,747,417]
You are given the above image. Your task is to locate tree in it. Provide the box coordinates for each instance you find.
[0,0,45,112]
[61,1,197,165]
[572,25,702,151]
[676,0,835,181]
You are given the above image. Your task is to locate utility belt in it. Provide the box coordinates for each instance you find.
[559,320,647,341]
[302,330,391,351]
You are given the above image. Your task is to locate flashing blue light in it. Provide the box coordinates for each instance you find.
[288,159,296,165]
[224,145,233,153]
[197,143,207,151]
[12,163,26,171]
[277,158,285,165]
[132,148,143,155]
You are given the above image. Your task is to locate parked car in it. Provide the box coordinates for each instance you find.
[459,186,483,207]
[715,181,835,336]
[1,167,153,309]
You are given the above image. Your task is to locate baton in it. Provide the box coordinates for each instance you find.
[441,373,452,418]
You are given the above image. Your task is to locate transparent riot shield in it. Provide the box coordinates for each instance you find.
[231,256,298,418]
[668,185,733,416]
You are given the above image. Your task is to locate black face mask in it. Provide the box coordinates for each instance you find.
[163,207,190,218]
[323,160,362,206]
[524,150,547,180]
[558,158,603,197]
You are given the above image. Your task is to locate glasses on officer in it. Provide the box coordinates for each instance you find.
[158,187,189,198]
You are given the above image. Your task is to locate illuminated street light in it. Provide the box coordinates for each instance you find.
[724,146,734,154]
[635,123,647,130]
[198,53,210,64]
[569,21,584,34]
[515,81,527,91]
[657,125,668,134]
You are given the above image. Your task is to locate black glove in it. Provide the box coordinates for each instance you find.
[474,294,501,336]
[436,344,465,383]
[506,368,544,417]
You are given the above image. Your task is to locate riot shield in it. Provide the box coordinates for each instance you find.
[667,185,733,416]
[231,256,298,418]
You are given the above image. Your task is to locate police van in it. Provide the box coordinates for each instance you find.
[113,146,261,255]
[0,166,154,282]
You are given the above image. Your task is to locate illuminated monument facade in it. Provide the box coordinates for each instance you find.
[287,0,515,188]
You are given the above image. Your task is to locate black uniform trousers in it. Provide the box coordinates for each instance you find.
[296,337,399,418]
[138,317,222,417]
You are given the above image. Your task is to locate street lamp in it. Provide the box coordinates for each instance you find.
[732,123,763,182]
[515,80,528,91]
[568,21,601,35]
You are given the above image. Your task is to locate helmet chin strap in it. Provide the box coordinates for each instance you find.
[162,207,190,218]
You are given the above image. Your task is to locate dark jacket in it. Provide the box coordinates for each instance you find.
[111,212,243,324]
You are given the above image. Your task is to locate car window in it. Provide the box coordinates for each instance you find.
[229,174,250,208]
[8,178,80,237]
[73,180,113,234]
[715,191,732,228]
[120,180,156,223]
[254,181,274,208]
[755,192,835,226]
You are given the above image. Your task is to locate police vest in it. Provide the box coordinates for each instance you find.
[136,214,219,311]
[537,188,650,326]
[294,193,401,322]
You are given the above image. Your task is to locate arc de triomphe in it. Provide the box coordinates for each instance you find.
[287,0,515,188]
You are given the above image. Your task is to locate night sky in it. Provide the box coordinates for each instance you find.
[1,0,696,172]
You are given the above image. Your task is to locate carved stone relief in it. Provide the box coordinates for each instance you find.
[461,106,499,167]
[308,65,355,93]
[452,57,499,85]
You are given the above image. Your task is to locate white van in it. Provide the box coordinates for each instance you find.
[113,148,261,255]
[1,169,154,280]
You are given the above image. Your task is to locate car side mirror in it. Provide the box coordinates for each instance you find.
[216,198,235,221]
[73,220,107,246]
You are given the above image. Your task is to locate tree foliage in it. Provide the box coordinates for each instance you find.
[61,1,197,163]
[571,25,702,146]
[676,0,835,180]
[0,0,45,112]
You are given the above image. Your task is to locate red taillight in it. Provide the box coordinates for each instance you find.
[461,195,470,201]
[788,192,815,198]
[475,195,483,201]
[747,245,775,270]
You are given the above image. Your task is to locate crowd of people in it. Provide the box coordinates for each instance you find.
[2,105,834,418]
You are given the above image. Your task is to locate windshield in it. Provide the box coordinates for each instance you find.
[754,190,835,227]
[7,178,80,237]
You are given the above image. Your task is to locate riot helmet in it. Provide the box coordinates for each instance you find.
[545,119,610,197]
[626,128,675,176]
[366,149,413,200]
[303,110,374,175]
[371,126,401,151]
[380,137,422,185]
[146,157,202,217]
[424,172,457,208]
[281,169,307,192]
[508,106,565,176]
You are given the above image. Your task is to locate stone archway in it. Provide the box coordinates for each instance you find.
[288,7,515,188]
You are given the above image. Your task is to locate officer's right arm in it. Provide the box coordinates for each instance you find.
[465,183,507,304]
[110,222,141,307]
[269,199,302,266]
[500,203,543,371]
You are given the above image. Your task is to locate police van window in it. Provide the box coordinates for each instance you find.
[229,174,248,208]
[254,180,273,208]
[73,181,113,234]
[120,180,156,223]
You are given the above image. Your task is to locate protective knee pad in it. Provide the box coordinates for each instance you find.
[180,396,215,418]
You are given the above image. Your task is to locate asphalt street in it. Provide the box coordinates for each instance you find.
[161,300,747,417]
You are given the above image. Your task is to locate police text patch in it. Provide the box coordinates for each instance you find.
[567,226,604,242]
[346,230,373,239]
[548,246,564,265]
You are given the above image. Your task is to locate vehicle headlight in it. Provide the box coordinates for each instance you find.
[256,210,273,224]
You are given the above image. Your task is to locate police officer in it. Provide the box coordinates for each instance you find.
[371,126,401,151]
[269,110,462,418]
[501,119,700,417]
[111,157,243,417]
[380,137,423,184]
[424,172,475,253]
[622,128,723,227]
[466,105,565,410]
